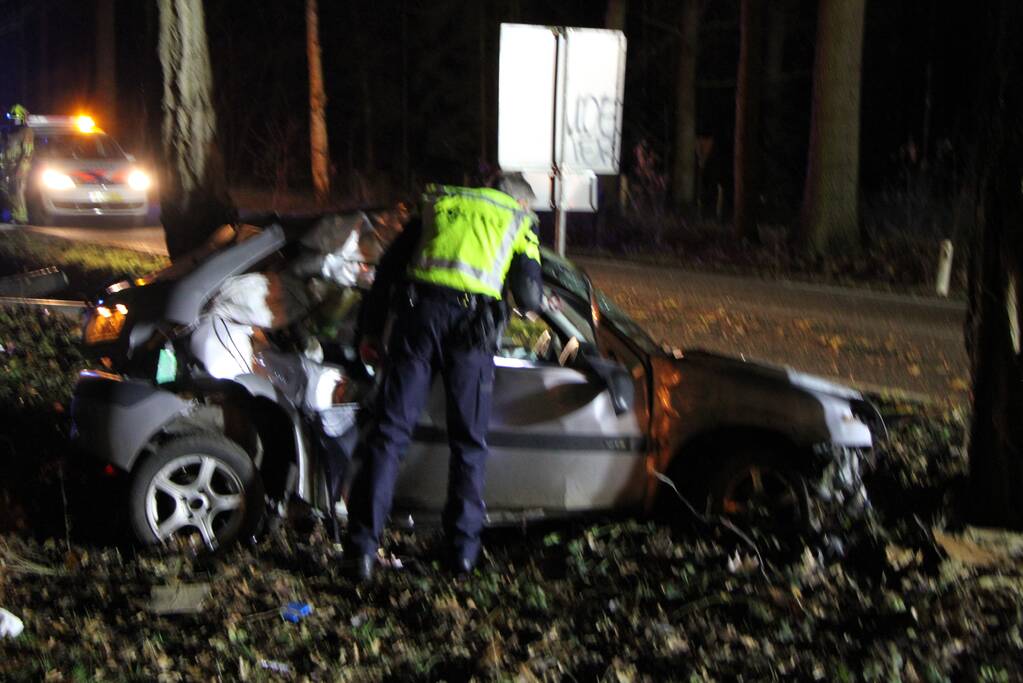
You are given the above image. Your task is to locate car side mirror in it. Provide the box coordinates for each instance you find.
[581,352,634,415]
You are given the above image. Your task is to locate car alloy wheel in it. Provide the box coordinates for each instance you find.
[708,450,810,532]
[130,434,263,552]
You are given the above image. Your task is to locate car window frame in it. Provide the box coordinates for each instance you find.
[541,279,656,427]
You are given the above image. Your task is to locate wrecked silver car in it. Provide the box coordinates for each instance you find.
[70,211,879,551]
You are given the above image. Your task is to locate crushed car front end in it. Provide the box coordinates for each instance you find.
[648,350,881,530]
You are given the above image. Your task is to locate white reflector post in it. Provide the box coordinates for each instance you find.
[498,24,558,171]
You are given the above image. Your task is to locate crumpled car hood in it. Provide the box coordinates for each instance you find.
[675,349,863,400]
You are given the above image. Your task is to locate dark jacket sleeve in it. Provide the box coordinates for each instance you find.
[508,251,543,312]
[357,218,422,339]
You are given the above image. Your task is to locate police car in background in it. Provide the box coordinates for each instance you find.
[0,112,153,226]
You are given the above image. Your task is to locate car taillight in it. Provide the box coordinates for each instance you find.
[83,304,128,344]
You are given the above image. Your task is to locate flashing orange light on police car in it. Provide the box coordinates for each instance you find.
[75,115,96,134]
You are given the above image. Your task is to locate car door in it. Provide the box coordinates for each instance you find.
[392,288,648,518]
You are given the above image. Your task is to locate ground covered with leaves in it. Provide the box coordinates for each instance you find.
[0,300,1020,681]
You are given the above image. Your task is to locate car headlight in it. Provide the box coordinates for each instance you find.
[41,168,75,191]
[127,169,152,191]
[83,303,128,344]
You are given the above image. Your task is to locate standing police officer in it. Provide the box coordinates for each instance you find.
[346,173,542,580]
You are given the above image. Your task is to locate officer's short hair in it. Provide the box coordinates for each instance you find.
[496,172,536,203]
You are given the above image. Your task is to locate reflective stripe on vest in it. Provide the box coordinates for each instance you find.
[411,186,535,296]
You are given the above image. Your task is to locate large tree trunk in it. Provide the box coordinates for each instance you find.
[966,0,1023,530]
[797,0,866,254]
[95,0,117,127]
[306,0,330,205]
[157,0,235,260]
[733,0,765,242]
[671,0,700,212]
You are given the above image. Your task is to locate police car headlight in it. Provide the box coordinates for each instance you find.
[127,169,152,191]
[41,169,75,191]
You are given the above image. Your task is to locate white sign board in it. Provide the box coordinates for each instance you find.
[555,28,627,175]
[497,24,557,171]
[498,24,626,176]
[498,24,625,252]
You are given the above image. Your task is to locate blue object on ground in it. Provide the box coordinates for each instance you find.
[281,601,313,623]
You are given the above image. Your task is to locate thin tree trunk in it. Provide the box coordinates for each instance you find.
[671,0,699,211]
[95,0,117,127]
[157,0,234,260]
[733,0,765,242]
[306,0,330,205]
[798,0,866,254]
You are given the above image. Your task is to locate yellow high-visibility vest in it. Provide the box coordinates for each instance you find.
[408,184,540,299]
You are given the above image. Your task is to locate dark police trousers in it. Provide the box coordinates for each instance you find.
[347,287,495,562]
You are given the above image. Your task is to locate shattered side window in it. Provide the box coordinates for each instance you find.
[540,248,657,354]
[540,249,590,303]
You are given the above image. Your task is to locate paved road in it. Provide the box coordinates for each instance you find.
[2,222,968,401]
[578,257,968,403]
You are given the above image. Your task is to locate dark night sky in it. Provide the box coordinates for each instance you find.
[0,0,988,216]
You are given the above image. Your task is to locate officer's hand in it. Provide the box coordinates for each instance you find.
[359,335,383,368]
[541,292,562,312]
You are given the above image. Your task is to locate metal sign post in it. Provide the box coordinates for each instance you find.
[499,24,626,256]
[554,168,568,256]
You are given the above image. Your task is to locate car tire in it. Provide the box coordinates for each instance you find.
[129,433,264,553]
[705,448,812,534]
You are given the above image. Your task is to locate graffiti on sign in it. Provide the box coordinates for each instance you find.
[562,94,621,170]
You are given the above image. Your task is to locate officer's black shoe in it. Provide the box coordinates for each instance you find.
[346,553,376,583]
